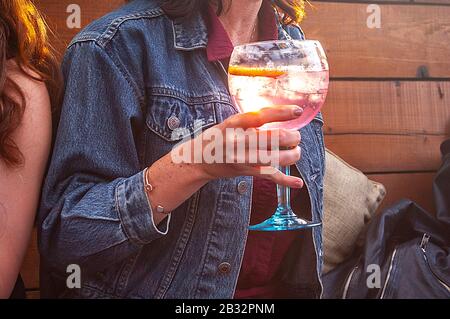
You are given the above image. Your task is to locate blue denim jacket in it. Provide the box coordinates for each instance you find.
[38,0,325,299]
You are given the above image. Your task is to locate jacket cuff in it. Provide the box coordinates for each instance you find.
[115,170,170,245]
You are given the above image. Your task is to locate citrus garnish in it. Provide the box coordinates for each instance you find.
[228,66,286,78]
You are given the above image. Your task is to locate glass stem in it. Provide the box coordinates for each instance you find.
[276,165,292,215]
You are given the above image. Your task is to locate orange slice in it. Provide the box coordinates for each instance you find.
[228,66,286,78]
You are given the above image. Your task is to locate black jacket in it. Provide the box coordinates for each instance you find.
[323,139,450,299]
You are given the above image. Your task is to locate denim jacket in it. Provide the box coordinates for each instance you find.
[38,0,326,299]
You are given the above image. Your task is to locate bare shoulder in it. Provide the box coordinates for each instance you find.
[6,60,50,109]
[6,60,52,160]
[0,64,53,298]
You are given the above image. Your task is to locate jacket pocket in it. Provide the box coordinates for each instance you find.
[145,94,218,142]
[419,233,450,293]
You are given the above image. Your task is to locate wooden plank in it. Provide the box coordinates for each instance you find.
[35,0,125,57]
[26,290,41,300]
[370,172,436,214]
[20,228,39,290]
[302,2,450,78]
[34,1,450,77]
[325,134,446,173]
[322,81,450,135]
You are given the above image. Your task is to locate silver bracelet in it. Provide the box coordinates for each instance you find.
[143,168,168,215]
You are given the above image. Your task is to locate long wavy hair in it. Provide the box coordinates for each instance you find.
[160,0,308,24]
[0,0,61,167]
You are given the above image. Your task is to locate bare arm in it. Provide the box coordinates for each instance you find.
[0,69,51,298]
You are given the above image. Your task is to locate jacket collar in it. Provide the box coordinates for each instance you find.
[171,3,291,51]
[172,11,208,51]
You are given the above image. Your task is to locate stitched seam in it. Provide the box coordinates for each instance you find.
[68,9,165,49]
[148,87,233,105]
[194,183,224,298]
[101,43,145,109]
[156,191,201,298]
[115,179,146,246]
[98,9,164,47]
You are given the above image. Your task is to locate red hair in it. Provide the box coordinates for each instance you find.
[0,0,61,166]
[149,0,309,25]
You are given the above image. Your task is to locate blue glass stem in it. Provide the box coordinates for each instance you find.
[272,165,299,222]
[248,165,321,231]
[277,165,293,214]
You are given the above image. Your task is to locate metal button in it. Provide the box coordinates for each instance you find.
[218,262,231,274]
[237,181,248,194]
[167,115,181,130]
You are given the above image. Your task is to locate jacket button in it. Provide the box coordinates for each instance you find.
[237,181,248,194]
[218,262,231,274]
[167,115,181,130]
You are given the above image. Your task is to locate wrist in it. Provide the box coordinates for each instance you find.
[183,162,214,185]
[169,138,214,184]
[155,152,213,186]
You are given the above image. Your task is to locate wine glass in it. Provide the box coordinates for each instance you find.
[228,40,329,231]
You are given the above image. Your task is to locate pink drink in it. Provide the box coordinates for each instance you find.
[228,40,329,232]
[228,69,329,130]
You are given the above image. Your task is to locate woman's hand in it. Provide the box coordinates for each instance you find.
[190,105,304,188]
[146,105,304,225]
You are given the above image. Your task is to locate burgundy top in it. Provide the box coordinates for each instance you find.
[205,1,278,61]
[205,2,300,299]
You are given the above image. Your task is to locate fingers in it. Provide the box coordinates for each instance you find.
[243,166,304,188]
[266,169,304,188]
[231,128,301,150]
[269,129,301,149]
[224,105,303,129]
[232,146,301,166]
[278,146,302,166]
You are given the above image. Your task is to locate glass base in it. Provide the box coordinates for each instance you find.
[248,207,321,232]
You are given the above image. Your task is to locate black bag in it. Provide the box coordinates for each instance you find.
[322,140,450,299]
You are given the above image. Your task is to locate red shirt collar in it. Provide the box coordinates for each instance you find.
[206,1,279,62]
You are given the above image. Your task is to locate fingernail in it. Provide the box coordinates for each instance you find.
[294,107,304,117]
[296,179,304,188]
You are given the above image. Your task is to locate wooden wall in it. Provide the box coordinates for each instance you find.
[21,0,450,298]
[300,0,450,214]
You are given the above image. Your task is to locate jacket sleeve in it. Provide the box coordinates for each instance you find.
[38,41,170,273]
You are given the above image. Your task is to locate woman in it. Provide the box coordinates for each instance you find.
[39,0,325,298]
[0,0,60,298]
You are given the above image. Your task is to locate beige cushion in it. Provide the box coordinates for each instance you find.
[323,149,386,274]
